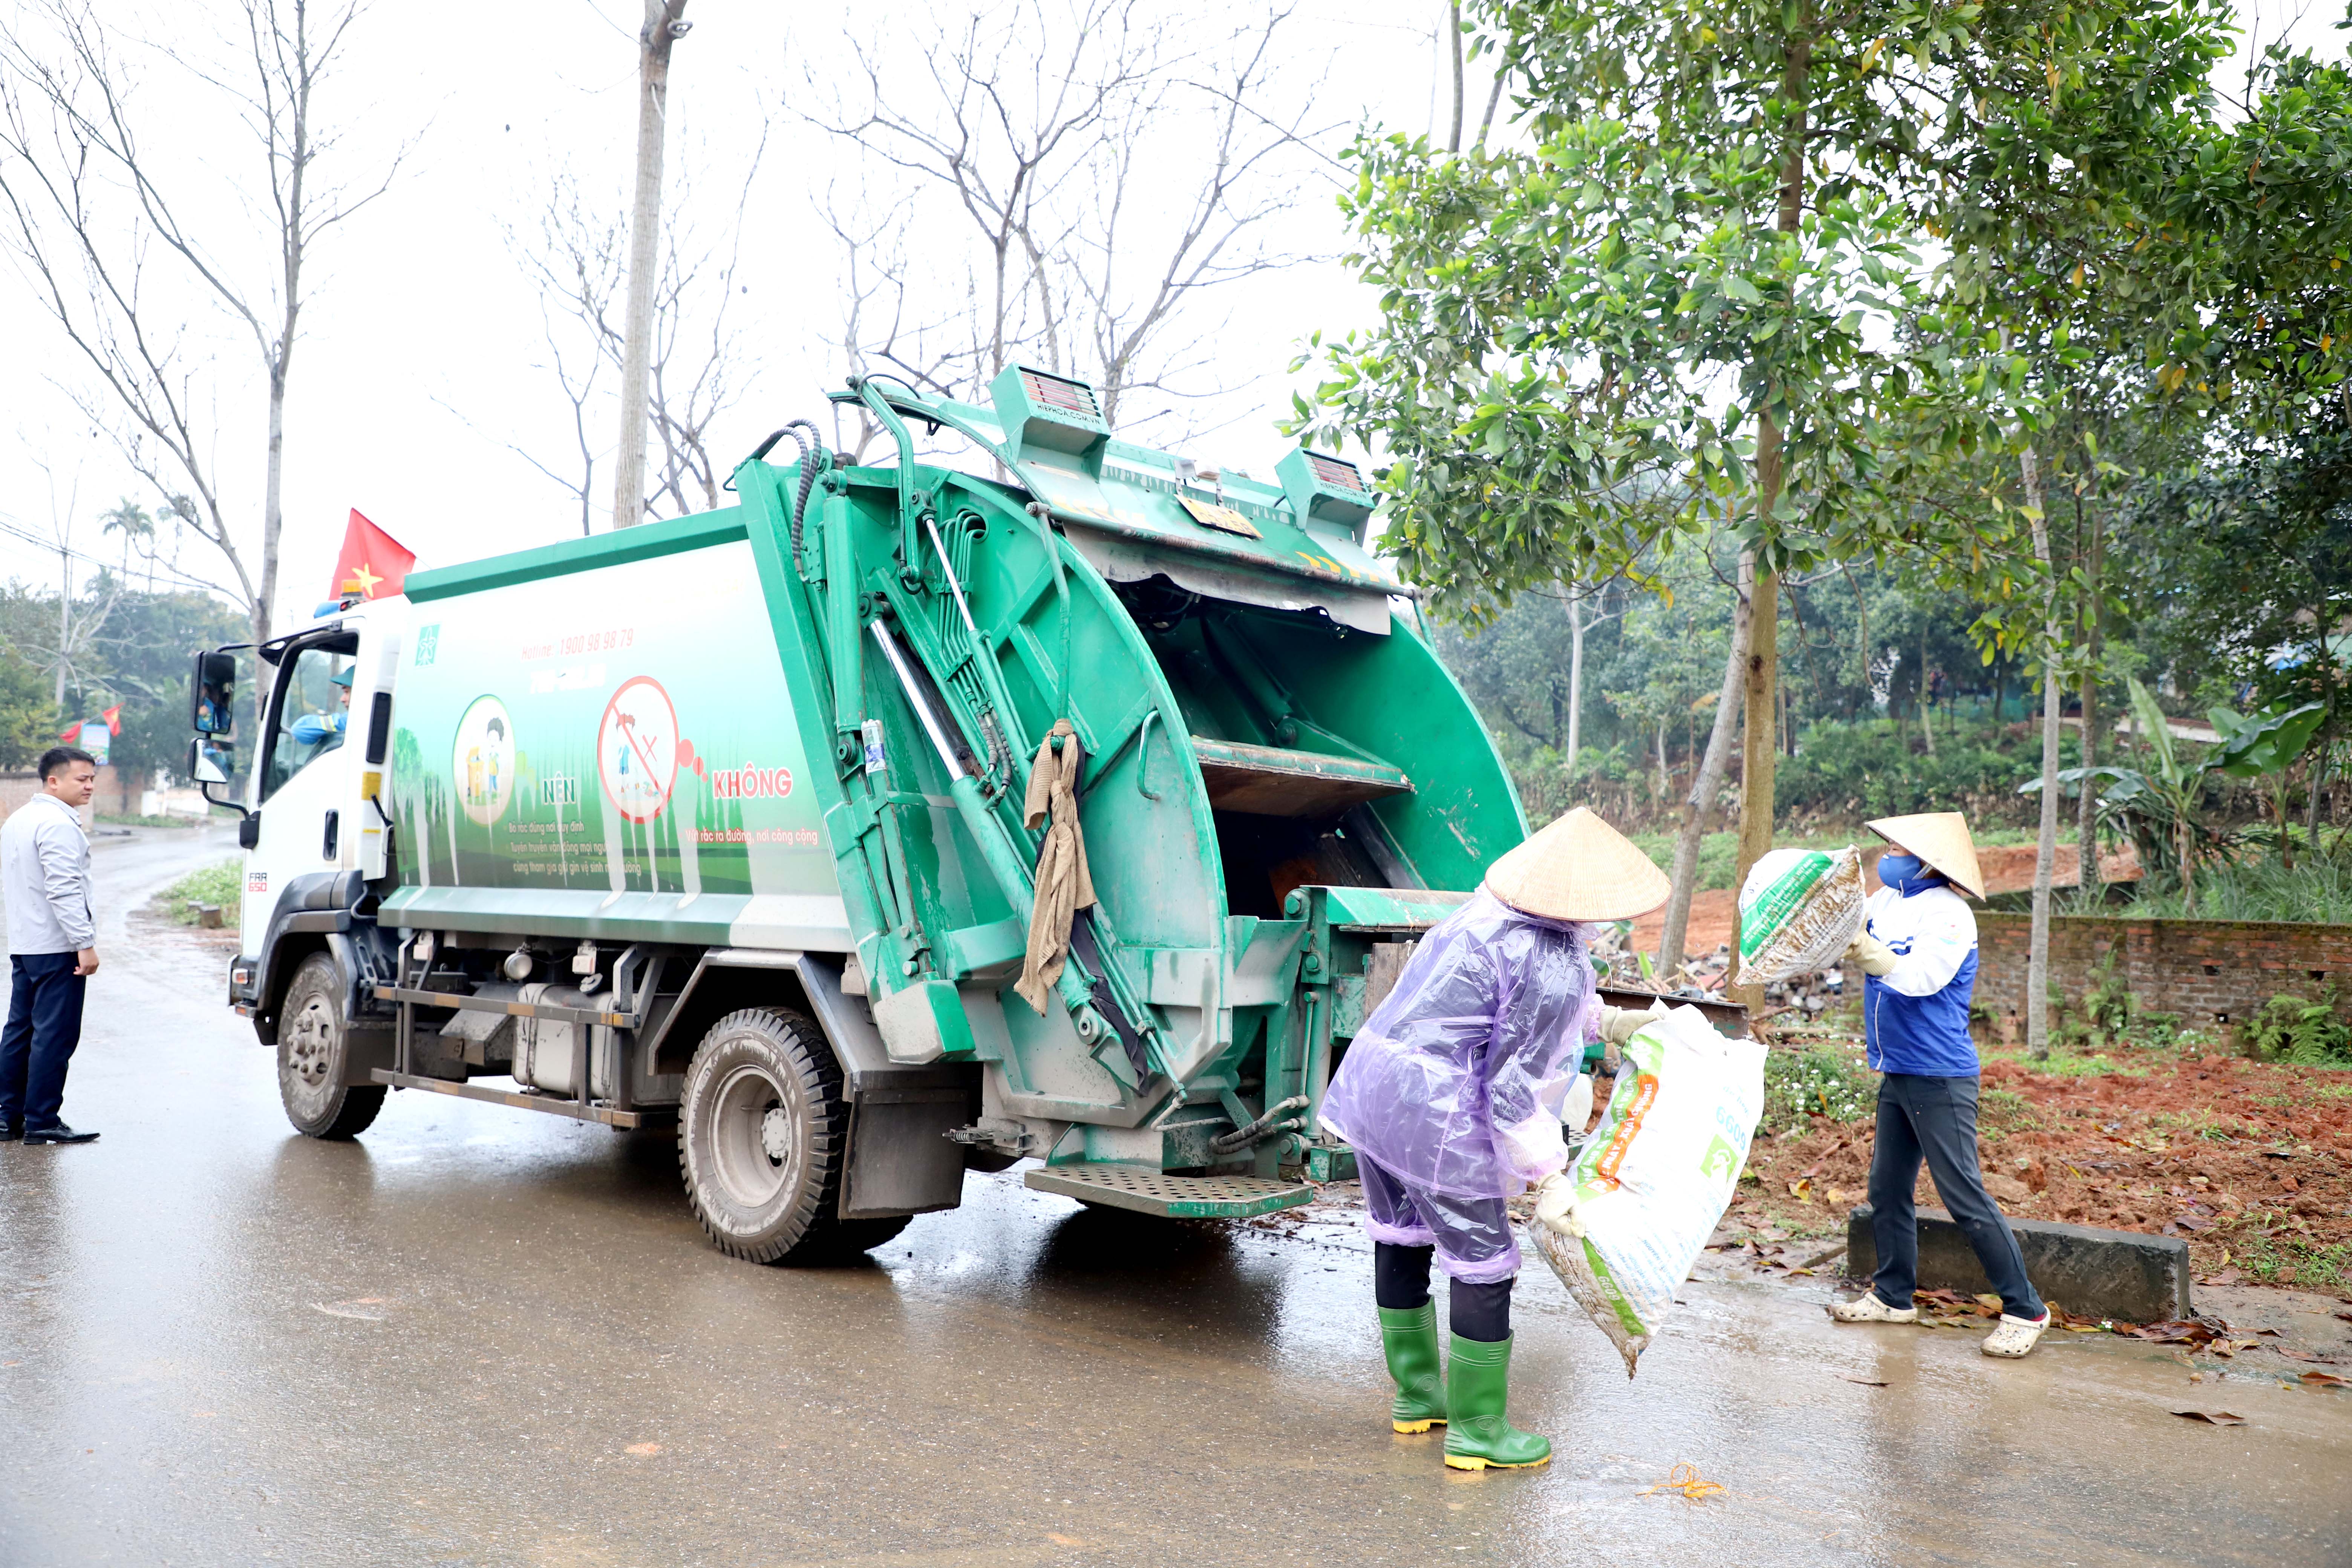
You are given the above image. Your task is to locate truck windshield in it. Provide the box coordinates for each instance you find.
[261,645,355,801]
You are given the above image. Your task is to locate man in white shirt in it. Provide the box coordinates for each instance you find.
[0,746,102,1145]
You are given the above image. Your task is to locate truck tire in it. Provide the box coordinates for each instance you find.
[680,1008,901,1265]
[277,952,386,1140]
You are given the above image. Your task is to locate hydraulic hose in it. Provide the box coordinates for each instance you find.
[778,420,824,573]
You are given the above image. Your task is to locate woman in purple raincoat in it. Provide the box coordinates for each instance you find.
[1321,807,1672,1472]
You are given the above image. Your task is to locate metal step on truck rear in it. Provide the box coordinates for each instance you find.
[190,364,1529,1251]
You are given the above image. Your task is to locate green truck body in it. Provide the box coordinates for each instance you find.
[204,368,1528,1261]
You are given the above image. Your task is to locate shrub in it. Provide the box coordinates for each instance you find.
[2242,988,2352,1066]
[2048,952,2183,1053]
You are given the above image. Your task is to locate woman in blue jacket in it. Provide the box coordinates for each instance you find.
[1831,812,2050,1358]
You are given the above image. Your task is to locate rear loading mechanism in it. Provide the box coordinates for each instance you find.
[212,363,1529,1253]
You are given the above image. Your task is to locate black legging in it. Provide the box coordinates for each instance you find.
[1373,1240,1513,1342]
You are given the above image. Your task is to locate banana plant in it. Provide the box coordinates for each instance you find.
[2027,682,2326,908]
[2208,698,2327,870]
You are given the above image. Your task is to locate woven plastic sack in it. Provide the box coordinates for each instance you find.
[1532,1004,1766,1376]
[1735,845,1864,985]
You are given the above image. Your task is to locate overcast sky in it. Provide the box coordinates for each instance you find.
[0,0,2337,633]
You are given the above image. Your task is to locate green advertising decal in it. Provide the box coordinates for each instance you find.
[389,539,827,900]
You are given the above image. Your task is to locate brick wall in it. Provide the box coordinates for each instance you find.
[1972,912,2352,1040]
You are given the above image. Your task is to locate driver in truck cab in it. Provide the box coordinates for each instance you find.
[289,664,352,763]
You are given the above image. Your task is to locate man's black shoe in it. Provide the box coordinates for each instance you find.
[0,1123,20,1141]
[22,1124,97,1145]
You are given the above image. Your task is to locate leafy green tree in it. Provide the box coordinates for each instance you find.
[1297,0,2212,973]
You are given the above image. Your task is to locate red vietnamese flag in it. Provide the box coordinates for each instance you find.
[102,704,122,736]
[330,509,415,602]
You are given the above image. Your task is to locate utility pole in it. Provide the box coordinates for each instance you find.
[610,0,691,531]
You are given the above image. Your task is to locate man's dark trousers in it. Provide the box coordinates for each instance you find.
[0,951,87,1134]
[1867,1071,2044,1320]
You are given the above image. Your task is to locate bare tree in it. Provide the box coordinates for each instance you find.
[807,0,1337,443]
[0,0,403,645]
[497,141,763,531]
[24,451,118,711]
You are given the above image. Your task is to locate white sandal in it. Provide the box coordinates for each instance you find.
[1831,1292,1919,1325]
[1981,1312,2050,1358]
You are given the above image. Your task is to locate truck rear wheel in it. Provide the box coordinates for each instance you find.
[278,952,386,1140]
[680,1008,900,1264]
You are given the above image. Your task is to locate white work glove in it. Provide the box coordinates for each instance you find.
[1532,1171,1585,1238]
[1563,1073,1593,1137]
[1844,932,1898,977]
[1597,1000,1667,1046]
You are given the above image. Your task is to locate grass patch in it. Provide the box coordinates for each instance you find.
[96,812,216,828]
[2229,1234,2352,1294]
[1978,1086,2040,1135]
[1762,1044,1876,1136]
[1986,1044,2150,1078]
[154,858,241,931]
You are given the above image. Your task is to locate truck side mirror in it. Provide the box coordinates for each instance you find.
[191,649,238,738]
[188,737,230,786]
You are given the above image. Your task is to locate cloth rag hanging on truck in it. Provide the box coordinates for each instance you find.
[1016,720,1096,1014]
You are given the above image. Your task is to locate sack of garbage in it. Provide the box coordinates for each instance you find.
[1532,1003,1765,1376]
[1735,845,1864,985]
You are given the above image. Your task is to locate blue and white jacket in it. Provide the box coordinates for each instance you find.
[1860,871,1980,1077]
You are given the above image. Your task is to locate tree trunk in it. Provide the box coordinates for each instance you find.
[1728,551,1778,1003]
[2024,445,2060,1060]
[258,367,286,643]
[1657,556,1755,978]
[1565,586,1585,782]
[2310,741,2331,859]
[1445,0,1464,153]
[1918,617,1936,755]
[611,1,689,531]
[2077,500,2102,898]
[1724,27,1809,1000]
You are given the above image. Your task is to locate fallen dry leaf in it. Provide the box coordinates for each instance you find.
[2301,1371,2347,1389]
[1046,1534,1086,1547]
[624,1442,663,1456]
[1638,1462,1727,1502]
[2171,1410,2247,1426]
[2279,1348,2340,1364]
[1788,1178,1815,1202]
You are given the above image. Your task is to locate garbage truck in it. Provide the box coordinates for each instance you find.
[186,368,1529,1263]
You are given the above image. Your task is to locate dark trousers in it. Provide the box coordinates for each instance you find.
[0,952,87,1133]
[1868,1072,2044,1320]
[1372,1242,1514,1341]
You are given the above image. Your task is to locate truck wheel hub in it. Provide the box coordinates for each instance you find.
[288,999,335,1087]
[760,1109,792,1162]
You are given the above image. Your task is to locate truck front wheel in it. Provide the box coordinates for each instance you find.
[277,952,386,1140]
[680,1008,904,1264]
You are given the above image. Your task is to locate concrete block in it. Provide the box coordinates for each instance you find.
[1845,1204,2191,1323]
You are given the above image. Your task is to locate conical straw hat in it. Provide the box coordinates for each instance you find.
[1866,812,1985,900]
[1482,806,1672,922]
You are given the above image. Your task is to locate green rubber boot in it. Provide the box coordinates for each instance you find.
[1442,1334,1551,1471]
[1378,1303,1447,1433]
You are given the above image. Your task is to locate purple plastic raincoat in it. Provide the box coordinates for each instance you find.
[1320,889,1601,1200]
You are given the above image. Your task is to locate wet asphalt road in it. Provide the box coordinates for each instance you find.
[2,829,2348,1567]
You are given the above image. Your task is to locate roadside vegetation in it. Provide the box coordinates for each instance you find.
[152,858,240,933]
